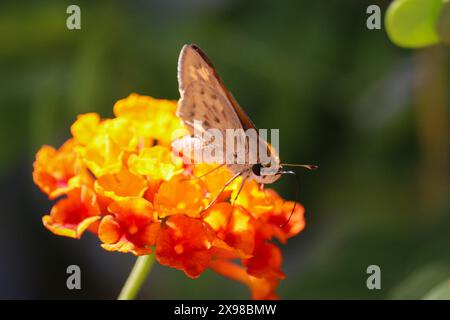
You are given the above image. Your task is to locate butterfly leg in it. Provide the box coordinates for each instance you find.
[201,171,243,213]
[226,175,248,224]
[231,176,247,207]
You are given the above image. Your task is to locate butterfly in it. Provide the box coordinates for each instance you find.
[176,44,316,222]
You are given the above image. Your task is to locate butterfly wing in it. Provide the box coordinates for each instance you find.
[177,44,257,174]
[177,44,280,177]
[177,44,257,132]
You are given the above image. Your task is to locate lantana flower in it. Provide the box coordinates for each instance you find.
[32,93,307,299]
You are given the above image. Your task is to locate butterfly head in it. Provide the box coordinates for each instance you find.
[250,161,318,185]
[250,163,282,184]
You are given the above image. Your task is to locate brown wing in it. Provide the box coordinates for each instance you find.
[177,44,257,132]
[176,44,278,174]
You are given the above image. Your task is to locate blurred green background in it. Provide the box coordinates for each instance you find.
[0,0,449,299]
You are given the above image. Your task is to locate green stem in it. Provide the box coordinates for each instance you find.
[118,253,155,300]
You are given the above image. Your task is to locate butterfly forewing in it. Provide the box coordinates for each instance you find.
[177,44,279,178]
[178,44,258,130]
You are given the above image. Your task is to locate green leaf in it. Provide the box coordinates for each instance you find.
[422,280,450,300]
[385,0,444,48]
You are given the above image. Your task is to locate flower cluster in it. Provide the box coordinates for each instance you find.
[32,93,306,299]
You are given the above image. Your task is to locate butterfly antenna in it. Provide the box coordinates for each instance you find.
[278,170,300,228]
[281,163,319,170]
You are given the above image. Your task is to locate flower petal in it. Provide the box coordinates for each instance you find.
[42,188,102,239]
[95,166,148,201]
[98,198,158,256]
[71,113,101,146]
[156,215,214,278]
[33,140,82,199]
[128,146,183,181]
[243,242,285,279]
[154,178,206,218]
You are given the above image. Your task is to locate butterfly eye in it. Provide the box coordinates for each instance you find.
[252,164,263,176]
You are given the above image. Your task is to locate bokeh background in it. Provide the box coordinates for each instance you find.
[1,0,449,299]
